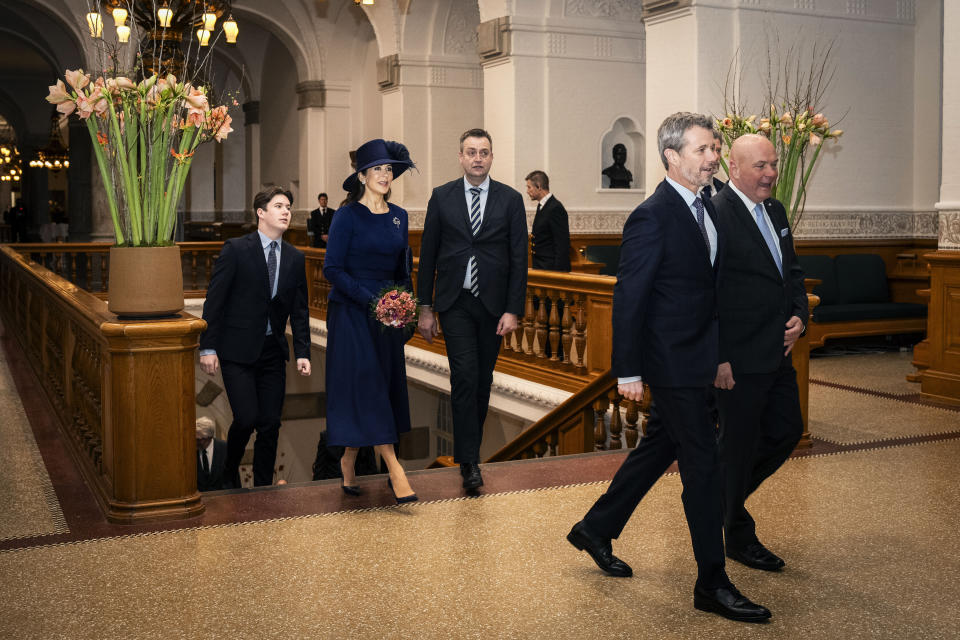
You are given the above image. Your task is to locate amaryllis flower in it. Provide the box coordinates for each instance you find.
[809,134,822,146]
[75,94,95,119]
[184,109,205,128]
[782,134,792,145]
[106,76,136,94]
[57,100,77,116]
[46,80,72,105]
[811,113,827,127]
[184,87,209,111]
[779,112,793,125]
[721,117,733,129]
[758,121,772,134]
[65,69,91,91]
[829,129,843,139]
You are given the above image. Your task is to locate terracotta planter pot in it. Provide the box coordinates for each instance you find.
[108,246,184,317]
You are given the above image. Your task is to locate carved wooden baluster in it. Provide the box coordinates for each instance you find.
[639,383,652,437]
[70,253,78,283]
[511,320,523,354]
[574,294,587,371]
[85,254,93,290]
[624,396,640,448]
[593,394,610,451]
[532,438,548,458]
[560,293,573,366]
[608,389,623,449]
[547,290,560,362]
[189,251,198,290]
[522,292,535,357]
[547,431,558,457]
[534,288,547,358]
[101,253,109,292]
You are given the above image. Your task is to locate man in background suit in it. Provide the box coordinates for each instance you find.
[417,128,528,492]
[702,129,727,199]
[196,416,227,491]
[526,170,571,271]
[566,112,770,623]
[199,187,312,488]
[308,192,333,248]
[712,134,807,572]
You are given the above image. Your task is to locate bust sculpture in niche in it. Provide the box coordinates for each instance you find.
[602,143,633,189]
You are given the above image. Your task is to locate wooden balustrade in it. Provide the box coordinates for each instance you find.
[7,242,224,299]
[0,246,206,523]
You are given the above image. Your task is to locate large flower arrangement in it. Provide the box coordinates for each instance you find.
[717,107,842,230]
[45,69,233,246]
[715,38,845,230]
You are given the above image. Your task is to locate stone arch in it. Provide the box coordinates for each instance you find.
[232,3,319,83]
[599,116,644,190]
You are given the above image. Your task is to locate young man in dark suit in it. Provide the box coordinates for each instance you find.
[712,134,807,572]
[525,170,571,271]
[307,192,333,248]
[566,113,771,623]
[199,187,312,488]
[196,417,227,491]
[417,128,528,492]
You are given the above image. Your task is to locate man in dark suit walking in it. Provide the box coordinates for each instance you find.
[525,170,571,271]
[712,134,807,572]
[566,113,770,623]
[417,128,527,492]
[196,417,227,491]
[199,187,312,488]
[307,192,333,248]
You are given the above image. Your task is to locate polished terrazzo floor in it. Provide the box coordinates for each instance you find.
[2,330,959,638]
[2,442,960,639]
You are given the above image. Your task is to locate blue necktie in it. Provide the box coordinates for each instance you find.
[468,187,481,297]
[693,197,710,253]
[754,203,783,276]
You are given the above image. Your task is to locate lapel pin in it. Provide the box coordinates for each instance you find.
[393,216,400,228]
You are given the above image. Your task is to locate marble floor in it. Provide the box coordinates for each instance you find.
[2,332,959,639]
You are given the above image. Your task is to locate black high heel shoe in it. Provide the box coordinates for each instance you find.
[341,479,361,496]
[387,477,418,504]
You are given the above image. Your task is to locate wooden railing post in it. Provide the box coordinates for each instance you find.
[792,286,821,449]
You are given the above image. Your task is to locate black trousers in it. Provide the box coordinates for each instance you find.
[716,360,803,550]
[582,385,729,589]
[439,290,502,464]
[220,338,287,487]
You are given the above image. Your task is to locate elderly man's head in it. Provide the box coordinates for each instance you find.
[196,416,216,449]
[728,134,778,204]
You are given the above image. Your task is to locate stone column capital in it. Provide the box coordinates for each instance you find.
[295,81,326,110]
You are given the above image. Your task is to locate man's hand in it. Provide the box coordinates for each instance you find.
[714,362,735,390]
[418,307,438,343]
[297,358,311,376]
[321,234,329,242]
[784,315,804,355]
[618,381,644,402]
[199,354,219,375]
[496,312,519,336]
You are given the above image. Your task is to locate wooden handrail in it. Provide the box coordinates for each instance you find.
[0,246,206,523]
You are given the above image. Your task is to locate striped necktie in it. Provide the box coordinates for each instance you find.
[468,187,481,296]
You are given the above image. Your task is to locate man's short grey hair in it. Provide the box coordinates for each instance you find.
[196,416,216,439]
[657,112,716,170]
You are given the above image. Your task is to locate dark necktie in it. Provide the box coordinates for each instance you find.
[267,240,278,298]
[693,197,710,254]
[200,449,209,475]
[468,187,481,297]
[702,184,712,199]
[536,202,541,216]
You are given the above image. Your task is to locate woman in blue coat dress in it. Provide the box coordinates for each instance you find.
[323,139,417,503]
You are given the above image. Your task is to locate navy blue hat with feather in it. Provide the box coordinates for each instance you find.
[342,139,416,191]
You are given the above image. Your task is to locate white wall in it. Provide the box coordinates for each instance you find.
[259,35,300,191]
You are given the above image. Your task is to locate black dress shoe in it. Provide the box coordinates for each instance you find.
[694,584,771,623]
[726,541,785,572]
[566,521,632,577]
[461,463,483,490]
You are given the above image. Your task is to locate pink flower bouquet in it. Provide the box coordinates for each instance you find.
[371,286,419,330]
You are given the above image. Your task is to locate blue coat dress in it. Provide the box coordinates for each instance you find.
[323,201,413,447]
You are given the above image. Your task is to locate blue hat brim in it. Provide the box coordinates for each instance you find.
[342,160,413,192]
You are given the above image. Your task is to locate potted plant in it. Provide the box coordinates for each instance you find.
[45,67,234,316]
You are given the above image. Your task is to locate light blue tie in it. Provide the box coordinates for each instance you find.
[754,203,783,276]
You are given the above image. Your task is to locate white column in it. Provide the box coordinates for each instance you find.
[296,82,326,222]
[939,0,960,249]
[243,101,260,225]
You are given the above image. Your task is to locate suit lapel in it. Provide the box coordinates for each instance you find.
[481,181,501,236]
[660,181,712,269]
[248,232,271,296]
[722,189,782,279]
[452,180,473,237]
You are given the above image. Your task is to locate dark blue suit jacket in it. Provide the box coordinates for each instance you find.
[612,179,722,387]
[417,177,528,317]
[200,231,311,364]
